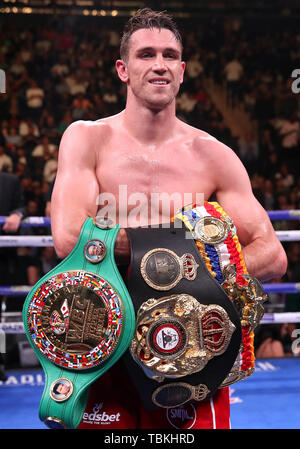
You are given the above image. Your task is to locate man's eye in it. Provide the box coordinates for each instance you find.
[164,53,176,59]
[141,53,152,58]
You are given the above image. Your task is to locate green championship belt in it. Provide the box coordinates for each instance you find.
[22,217,135,429]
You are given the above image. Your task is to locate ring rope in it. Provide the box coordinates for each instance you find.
[0,210,300,228]
[0,216,51,227]
[0,230,299,247]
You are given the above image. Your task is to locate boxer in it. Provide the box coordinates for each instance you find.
[51,8,287,429]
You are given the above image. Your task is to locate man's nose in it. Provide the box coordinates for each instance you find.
[152,55,167,72]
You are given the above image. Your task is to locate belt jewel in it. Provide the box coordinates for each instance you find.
[22,217,135,429]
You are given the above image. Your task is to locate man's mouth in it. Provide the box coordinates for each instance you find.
[149,78,170,85]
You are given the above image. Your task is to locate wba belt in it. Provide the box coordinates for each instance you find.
[124,202,266,409]
[22,217,135,429]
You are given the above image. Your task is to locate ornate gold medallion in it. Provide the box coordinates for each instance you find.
[140,248,199,291]
[130,294,235,379]
[27,271,124,370]
[193,216,229,244]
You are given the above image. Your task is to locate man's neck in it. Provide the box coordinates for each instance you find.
[122,96,178,146]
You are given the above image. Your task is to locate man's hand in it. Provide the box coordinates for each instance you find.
[2,213,21,233]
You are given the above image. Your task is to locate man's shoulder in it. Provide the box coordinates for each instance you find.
[59,117,119,157]
[64,117,117,137]
[181,122,227,150]
[183,124,240,165]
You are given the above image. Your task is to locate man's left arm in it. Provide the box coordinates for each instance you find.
[215,146,287,282]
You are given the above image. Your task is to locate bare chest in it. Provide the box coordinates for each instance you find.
[96,139,215,226]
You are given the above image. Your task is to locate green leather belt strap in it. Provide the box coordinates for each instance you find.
[22,218,135,429]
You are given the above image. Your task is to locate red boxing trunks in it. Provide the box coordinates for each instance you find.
[78,361,230,430]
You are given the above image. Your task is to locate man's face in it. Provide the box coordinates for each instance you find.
[119,28,185,110]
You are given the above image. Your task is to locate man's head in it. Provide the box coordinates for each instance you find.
[120,8,183,63]
[116,8,185,110]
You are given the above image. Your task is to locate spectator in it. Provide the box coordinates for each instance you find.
[39,246,59,275]
[65,71,89,96]
[25,78,44,120]
[71,93,93,120]
[224,54,244,106]
[237,131,259,175]
[276,112,300,170]
[39,113,61,143]
[275,163,295,190]
[19,117,40,139]
[4,125,23,148]
[0,144,13,172]
[255,324,286,358]
[262,179,275,211]
[32,136,57,158]
[51,53,70,77]
[57,110,73,135]
[43,149,58,183]
[186,53,204,80]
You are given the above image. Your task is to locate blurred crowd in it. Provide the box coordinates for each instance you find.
[0,13,299,329]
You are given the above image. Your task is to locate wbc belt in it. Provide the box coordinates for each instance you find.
[124,202,266,409]
[22,217,135,429]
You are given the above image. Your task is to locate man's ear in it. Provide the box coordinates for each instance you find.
[116,59,128,83]
[180,61,186,84]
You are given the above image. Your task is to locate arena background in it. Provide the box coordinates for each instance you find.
[0,0,300,430]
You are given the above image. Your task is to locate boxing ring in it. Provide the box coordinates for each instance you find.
[0,211,300,429]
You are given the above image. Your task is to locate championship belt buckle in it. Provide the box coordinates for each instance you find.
[130,294,236,380]
[23,218,135,429]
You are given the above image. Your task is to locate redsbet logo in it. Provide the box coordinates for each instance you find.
[82,402,121,425]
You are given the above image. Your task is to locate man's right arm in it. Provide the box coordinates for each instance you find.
[51,121,100,259]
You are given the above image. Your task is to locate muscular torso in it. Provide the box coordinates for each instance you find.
[52,111,287,281]
[93,113,218,226]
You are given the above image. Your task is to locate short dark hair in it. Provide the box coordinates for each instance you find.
[120,8,183,61]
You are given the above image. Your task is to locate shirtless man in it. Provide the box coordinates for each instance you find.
[51,9,287,429]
